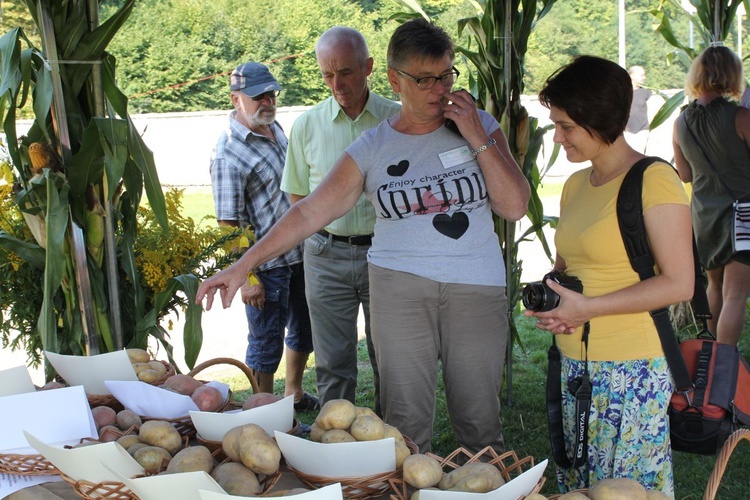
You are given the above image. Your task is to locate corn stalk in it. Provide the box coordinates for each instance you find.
[0,0,213,377]
[389,0,559,403]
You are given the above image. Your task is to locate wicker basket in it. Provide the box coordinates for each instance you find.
[0,452,59,476]
[138,357,257,438]
[61,472,139,500]
[285,435,419,500]
[704,428,750,500]
[388,446,546,500]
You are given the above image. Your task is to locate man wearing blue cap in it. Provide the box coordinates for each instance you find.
[210,62,319,415]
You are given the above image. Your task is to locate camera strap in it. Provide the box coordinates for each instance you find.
[547,322,591,472]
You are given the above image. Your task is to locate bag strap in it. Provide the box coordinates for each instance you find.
[616,157,698,392]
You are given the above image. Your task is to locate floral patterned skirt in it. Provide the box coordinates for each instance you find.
[555,356,675,495]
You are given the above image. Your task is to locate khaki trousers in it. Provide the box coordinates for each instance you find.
[368,264,507,454]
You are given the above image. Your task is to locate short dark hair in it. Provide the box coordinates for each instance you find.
[387,18,454,69]
[538,55,632,145]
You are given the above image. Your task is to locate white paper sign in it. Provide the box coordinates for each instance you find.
[275,431,396,478]
[24,432,144,484]
[418,459,548,499]
[45,350,137,395]
[0,472,63,499]
[105,380,229,419]
[0,386,97,454]
[199,482,344,500]
[106,467,225,500]
[190,395,294,442]
[0,365,36,396]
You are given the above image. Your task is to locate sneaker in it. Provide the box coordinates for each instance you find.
[293,421,312,438]
[293,392,321,412]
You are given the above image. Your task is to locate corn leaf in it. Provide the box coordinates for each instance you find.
[0,231,46,269]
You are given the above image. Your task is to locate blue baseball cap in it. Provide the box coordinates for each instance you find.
[229,62,281,97]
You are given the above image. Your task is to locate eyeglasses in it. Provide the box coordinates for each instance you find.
[393,66,460,90]
[251,90,280,101]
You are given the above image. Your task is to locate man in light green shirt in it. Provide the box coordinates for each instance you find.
[281,26,400,415]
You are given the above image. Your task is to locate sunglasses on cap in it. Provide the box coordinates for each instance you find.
[251,90,281,101]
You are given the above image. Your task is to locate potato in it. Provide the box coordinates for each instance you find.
[558,493,590,499]
[116,409,142,430]
[589,478,646,500]
[211,462,261,496]
[355,406,378,418]
[320,429,356,443]
[134,445,172,472]
[137,369,162,384]
[148,360,168,377]
[237,424,281,475]
[131,362,152,375]
[449,472,496,493]
[166,446,214,474]
[98,425,122,442]
[138,420,182,455]
[116,435,141,450]
[438,463,503,491]
[349,414,385,441]
[242,392,282,410]
[191,385,224,411]
[525,495,549,500]
[646,491,671,499]
[91,406,117,430]
[403,454,443,489]
[127,348,151,364]
[395,440,411,469]
[127,442,149,457]
[309,422,325,442]
[222,425,245,462]
[384,424,406,445]
[315,399,357,431]
[161,374,202,396]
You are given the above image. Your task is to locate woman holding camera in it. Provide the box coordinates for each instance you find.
[526,56,694,494]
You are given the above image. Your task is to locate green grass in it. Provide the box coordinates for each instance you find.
[216,314,750,499]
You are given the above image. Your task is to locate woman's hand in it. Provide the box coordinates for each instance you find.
[523,279,590,334]
[442,89,484,142]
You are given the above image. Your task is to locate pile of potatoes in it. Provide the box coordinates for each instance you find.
[310,399,412,468]
[215,423,284,495]
[90,406,143,441]
[402,454,505,495]
[126,348,171,384]
[525,478,671,499]
[158,373,225,412]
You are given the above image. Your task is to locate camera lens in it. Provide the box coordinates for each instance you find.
[522,283,561,312]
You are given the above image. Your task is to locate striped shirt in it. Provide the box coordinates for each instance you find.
[210,111,302,271]
[282,92,401,236]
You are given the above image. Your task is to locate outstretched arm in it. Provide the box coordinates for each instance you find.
[196,154,365,310]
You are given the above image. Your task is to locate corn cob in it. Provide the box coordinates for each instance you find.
[27,142,63,174]
[85,186,106,267]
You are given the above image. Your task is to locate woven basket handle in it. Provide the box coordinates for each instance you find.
[704,429,750,500]
[187,357,260,395]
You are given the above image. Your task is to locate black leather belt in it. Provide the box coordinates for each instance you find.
[318,229,372,246]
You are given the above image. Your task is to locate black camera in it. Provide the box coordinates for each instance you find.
[522,270,583,312]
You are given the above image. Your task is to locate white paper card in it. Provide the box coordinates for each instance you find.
[438,146,473,169]
[24,432,144,483]
[46,350,137,395]
[199,482,344,500]
[0,472,63,499]
[0,386,97,454]
[107,467,225,500]
[275,431,395,478]
[105,380,229,419]
[419,459,548,499]
[0,365,36,396]
[190,395,294,442]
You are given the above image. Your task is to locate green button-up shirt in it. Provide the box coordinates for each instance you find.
[282,91,401,236]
